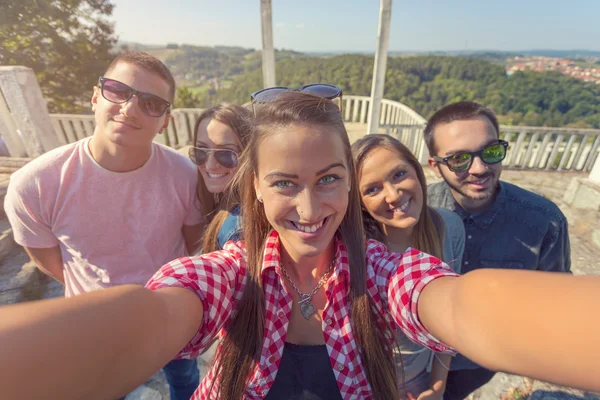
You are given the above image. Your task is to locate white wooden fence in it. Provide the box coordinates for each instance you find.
[48,97,600,172]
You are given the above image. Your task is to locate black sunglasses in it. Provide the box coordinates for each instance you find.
[188,147,239,169]
[98,77,171,117]
[250,84,343,114]
[433,140,509,172]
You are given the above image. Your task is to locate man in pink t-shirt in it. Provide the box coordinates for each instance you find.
[4,52,203,400]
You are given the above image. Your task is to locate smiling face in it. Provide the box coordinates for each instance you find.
[254,124,349,260]
[91,61,170,149]
[428,115,502,212]
[358,147,424,235]
[195,118,242,194]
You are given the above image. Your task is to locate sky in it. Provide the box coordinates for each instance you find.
[111,0,600,53]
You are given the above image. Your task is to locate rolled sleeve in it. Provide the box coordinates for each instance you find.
[387,248,458,354]
[145,249,243,359]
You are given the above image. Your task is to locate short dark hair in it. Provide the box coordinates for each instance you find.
[104,52,176,102]
[424,101,500,155]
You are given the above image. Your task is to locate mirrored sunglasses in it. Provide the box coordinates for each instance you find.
[250,84,343,114]
[434,140,509,172]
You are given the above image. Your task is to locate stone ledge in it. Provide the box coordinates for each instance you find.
[563,178,600,211]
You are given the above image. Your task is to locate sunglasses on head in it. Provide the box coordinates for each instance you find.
[188,147,239,169]
[98,77,171,117]
[250,84,343,114]
[433,140,509,172]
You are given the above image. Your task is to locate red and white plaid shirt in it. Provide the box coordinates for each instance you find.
[146,231,458,399]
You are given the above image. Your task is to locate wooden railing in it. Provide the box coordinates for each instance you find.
[381,123,600,172]
[48,99,600,172]
[49,108,206,148]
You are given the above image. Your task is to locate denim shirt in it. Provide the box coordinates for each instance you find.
[216,206,242,249]
[427,180,571,370]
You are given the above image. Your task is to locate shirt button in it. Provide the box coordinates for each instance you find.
[326,318,333,325]
[467,235,472,239]
[278,311,285,318]
[464,261,469,265]
[268,355,276,364]
[337,363,345,371]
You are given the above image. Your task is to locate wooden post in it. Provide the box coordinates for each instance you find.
[0,66,61,157]
[367,0,392,135]
[260,0,276,88]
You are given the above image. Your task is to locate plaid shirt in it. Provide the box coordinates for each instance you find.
[146,231,458,399]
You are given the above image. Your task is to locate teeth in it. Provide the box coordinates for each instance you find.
[392,200,410,213]
[399,200,410,211]
[207,172,228,179]
[295,219,325,233]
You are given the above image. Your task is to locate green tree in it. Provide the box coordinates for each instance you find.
[175,85,201,108]
[0,0,118,113]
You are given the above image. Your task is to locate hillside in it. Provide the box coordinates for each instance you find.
[115,43,600,128]
[215,54,600,128]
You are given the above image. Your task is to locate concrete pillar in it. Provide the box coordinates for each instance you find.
[367,0,392,135]
[563,153,600,210]
[0,66,60,157]
[260,0,276,88]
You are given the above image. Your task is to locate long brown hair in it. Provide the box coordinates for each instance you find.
[352,134,445,259]
[211,92,399,399]
[190,104,252,253]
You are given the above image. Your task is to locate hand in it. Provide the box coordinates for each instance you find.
[407,388,443,400]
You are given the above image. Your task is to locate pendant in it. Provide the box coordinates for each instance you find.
[299,294,316,320]
[300,301,316,320]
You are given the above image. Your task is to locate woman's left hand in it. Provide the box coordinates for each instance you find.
[407,388,443,400]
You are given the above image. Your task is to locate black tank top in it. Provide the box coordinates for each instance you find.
[264,342,343,400]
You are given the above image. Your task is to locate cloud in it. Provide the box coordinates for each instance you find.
[296,23,305,29]
[275,22,285,28]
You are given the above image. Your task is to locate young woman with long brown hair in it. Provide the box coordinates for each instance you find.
[188,103,251,252]
[1,91,600,400]
[353,134,465,399]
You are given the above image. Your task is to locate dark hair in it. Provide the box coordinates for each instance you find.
[212,92,399,399]
[352,134,445,260]
[424,101,500,155]
[191,104,252,253]
[104,52,176,102]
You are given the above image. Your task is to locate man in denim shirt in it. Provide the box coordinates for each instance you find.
[425,101,571,400]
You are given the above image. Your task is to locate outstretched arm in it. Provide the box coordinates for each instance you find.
[418,269,600,392]
[0,285,203,400]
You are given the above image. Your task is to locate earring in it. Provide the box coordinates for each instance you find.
[257,193,263,203]
[347,185,351,192]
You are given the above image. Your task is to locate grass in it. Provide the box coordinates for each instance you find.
[500,378,533,400]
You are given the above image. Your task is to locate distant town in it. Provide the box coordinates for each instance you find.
[506,56,600,84]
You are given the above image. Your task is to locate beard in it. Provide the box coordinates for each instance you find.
[439,169,500,202]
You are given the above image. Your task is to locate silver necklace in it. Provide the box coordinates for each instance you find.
[279,259,335,320]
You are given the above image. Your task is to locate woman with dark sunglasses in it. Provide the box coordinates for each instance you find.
[187,104,252,253]
[1,92,600,400]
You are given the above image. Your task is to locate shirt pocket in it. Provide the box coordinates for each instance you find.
[479,259,525,270]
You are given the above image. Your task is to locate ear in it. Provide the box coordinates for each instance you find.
[159,112,171,134]
[254,176,262,200]
[428,157,443,179]
[91,86,100,112]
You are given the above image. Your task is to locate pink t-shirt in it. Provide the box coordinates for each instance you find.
[4,137,203,297]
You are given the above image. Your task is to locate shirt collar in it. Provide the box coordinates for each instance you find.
[261,230,351,292]
[443,181,507,228]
